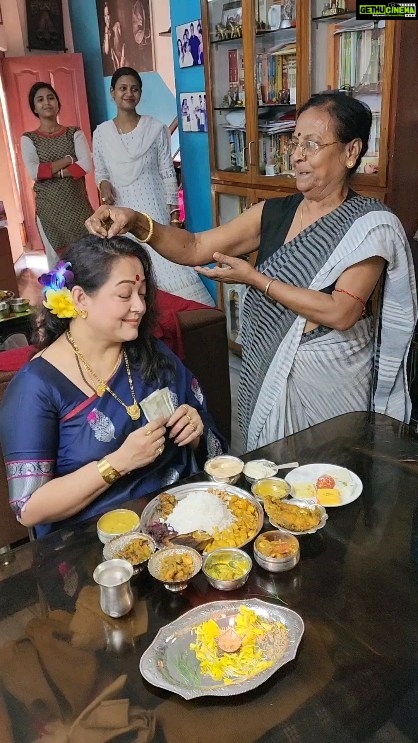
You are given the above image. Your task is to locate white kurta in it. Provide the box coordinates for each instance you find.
[93,116,214,305]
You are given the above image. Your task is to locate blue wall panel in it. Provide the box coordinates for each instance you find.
[169,0,215,298]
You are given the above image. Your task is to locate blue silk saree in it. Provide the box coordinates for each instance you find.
[0,341,225,537]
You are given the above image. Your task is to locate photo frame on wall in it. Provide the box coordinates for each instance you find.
[175,19,203,68]
[96,0,154,76]
[180,92,207,132]
[221,1,243,26]
[26,0,65,51]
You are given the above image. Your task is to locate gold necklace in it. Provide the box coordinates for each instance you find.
[66,331,140,420]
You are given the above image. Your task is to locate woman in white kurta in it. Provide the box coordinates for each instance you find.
[93,67,214,305]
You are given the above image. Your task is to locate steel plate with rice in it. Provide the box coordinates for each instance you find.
[140,482,263,553]
[139,598,304,699]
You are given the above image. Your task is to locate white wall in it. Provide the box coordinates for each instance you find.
[151,0,175,95]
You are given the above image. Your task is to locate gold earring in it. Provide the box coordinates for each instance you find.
[347,161,353,167]
[79,309,88,319]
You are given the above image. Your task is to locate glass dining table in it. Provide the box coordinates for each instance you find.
[0,412,417,743]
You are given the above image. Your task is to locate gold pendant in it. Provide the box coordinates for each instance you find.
[126,403,140,420]
[96,382,107,397]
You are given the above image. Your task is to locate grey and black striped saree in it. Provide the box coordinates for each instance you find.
[239,195,417,451]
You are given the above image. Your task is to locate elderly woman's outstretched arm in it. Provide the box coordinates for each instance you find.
[85,203,264,265]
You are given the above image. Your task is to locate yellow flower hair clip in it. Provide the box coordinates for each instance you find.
[43,288,78,319]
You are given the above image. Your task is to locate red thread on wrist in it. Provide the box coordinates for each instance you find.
[334,288,366,317]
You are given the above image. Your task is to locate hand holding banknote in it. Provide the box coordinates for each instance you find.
[167,403,204,447]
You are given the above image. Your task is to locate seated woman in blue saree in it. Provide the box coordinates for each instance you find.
[0,237,225,537]
[86,92,417,452]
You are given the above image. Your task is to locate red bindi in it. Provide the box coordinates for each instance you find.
[135,274,140,282]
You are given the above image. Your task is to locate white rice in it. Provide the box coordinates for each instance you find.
[166,491,235,535]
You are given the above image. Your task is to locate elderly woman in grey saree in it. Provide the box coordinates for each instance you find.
[85,92,417,451]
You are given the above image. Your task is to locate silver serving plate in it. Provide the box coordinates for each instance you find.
[139,598,304,699]
[140,481,264,551]
[268,498,328,535]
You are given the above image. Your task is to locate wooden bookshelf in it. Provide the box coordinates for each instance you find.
[202,0,418,349]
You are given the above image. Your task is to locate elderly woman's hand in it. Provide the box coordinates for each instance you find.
[167,404,204,448]
[85,205,137,238]
[196,251,259,286]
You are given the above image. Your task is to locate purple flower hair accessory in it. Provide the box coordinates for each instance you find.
[38,261,74,294]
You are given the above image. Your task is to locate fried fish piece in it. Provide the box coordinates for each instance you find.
[264,498,322,532]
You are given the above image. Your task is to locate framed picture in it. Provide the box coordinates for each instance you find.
[26,0,65,51]
[175,19,203,69]
[221,1,243,27]
[180,92,207,133]
[96,0,154,77]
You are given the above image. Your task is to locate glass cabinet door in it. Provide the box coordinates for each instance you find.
[310,3,386,176]
[251,0,297,178]
[214,189,251,349]
[206,0,248,176]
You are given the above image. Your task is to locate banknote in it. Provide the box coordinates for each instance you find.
[140,387,175,422]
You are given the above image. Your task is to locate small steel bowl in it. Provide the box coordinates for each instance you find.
[251,477,291,504]
[103,531,157,574]
[243,459,279,485]
[9,297,30,313]
[202,547,252,591]
[97,509,140,545]
[204,455,244,484]
[0,300,10,319]
[254,530,300,573]
[148,545,202,592]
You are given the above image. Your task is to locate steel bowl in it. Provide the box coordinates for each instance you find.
[0,300,10,319]
[97,509,140,544]
[148,545,202,592]
[204,455,244,484]
[9,297,30,313]
[103,531,157,574]
[202,547,252,591]
[251,477,291,503]
[243,459,279,485]
[254,530,300,573]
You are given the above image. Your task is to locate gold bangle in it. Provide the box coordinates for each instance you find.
[264,278,277,298]
[138,211,154,243]
[170,219,181,224]
[97,458,121,485]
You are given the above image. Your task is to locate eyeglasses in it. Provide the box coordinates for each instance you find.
[288,140,340,158]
